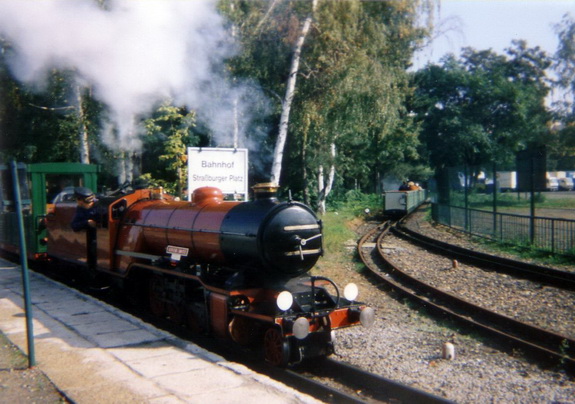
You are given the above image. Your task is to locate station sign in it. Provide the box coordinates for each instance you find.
[187,147,248,199]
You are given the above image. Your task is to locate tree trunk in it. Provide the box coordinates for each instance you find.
[270,0,317,185]
[75,85,90,164]
[117,152,136,187]
[317,143,336,214]
[230,1,239,148]
[302,132,310,205]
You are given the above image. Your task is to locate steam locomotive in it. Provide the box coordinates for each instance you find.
[0,162,374,366]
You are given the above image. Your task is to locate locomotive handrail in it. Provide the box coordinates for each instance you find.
[127,221,257,236]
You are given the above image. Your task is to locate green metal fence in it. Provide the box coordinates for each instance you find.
[432,203,575,256]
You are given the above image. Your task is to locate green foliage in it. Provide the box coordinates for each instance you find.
[291,0,430,195]
[142,103,198,197]
[318,190,382,270]
[553,13,575,118]
[223,0,435,202]
[0,61,82,163]
[551,14,575,169]
[2,1,437,202]
[411,42,552,174]
[327,190,382,217]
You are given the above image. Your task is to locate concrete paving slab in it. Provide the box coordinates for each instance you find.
[151,367,245,396]
[69,317,139,335]
[108,341,185,362]
[191,383,307,404]
[126,352,210,378]
[148,395,188,404]
[57,310,122,326]
[89,328,164,348]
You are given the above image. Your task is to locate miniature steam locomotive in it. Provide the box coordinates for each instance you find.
[0,163,374,366]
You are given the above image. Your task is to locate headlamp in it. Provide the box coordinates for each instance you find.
[276,291,293,311]
[343,283,359,302]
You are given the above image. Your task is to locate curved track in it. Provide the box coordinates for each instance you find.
[357,221,575,375]
[394,221,575,290]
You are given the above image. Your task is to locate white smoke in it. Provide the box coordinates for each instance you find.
[0,0,265,151]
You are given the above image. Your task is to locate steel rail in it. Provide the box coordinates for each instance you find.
[393,222,575,290]
[28,252,449,404]
[357,224,575,375]
[293,358,453,404]
[151,313,452,404]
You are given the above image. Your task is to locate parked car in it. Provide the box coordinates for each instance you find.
[558,177,574,191]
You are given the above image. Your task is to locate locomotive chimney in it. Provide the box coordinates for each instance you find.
[252,183,279,201]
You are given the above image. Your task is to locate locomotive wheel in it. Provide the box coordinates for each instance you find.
[167,303,184,325]
[264,327,290,366]
[148,276,166,317]
[185,306,203,334]
[228,316,256,346]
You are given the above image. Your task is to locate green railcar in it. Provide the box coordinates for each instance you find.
[0,162,99,259]
[382,188,428,218]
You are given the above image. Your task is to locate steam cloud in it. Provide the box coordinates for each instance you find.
[0,0,267,152]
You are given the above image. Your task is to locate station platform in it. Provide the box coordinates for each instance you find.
[0,258,321,404]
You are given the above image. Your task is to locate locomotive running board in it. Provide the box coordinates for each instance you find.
[115,250,162,261]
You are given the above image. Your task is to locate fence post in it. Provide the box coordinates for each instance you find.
[464,165,469,232]
[492,162,497,238]
[551,219,555,254]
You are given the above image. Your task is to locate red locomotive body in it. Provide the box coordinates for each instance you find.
[45,183,374,366]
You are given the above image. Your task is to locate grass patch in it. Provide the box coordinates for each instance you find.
[0,331,28,369]
[467,234,575,266]
[450,192,575,210]
[313,192,382,271]
[322,193,381,252]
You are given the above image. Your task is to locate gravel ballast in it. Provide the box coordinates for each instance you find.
[321,210,575,403]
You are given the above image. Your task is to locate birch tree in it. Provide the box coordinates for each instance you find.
[317,142,335,214]
[75,85,90,164]
[290,0,432,203]
[270,0,317,185]
[224,0,434,206]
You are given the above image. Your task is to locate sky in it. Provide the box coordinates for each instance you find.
[413,0,574,69]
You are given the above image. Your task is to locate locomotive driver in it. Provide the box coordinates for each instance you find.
[71,187,101,285]
[71,187,98,231]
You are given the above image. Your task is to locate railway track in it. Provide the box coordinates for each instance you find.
[394,221,575,290]
[29,259,449,404]
[357,221,575,375]
[128,298,452,403]
[145,293,451,404]
[288,358,452,404]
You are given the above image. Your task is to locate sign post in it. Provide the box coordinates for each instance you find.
[187,147,249,200]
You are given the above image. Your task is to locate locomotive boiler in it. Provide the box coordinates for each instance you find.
[44,181,374,366]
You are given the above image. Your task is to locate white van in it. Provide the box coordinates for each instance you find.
[546,177,559,191]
